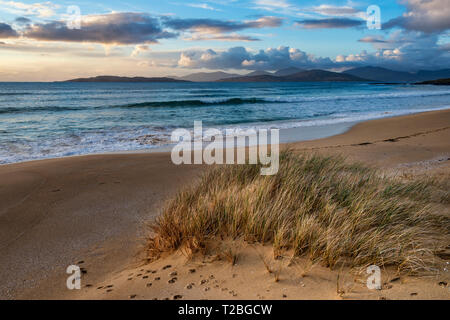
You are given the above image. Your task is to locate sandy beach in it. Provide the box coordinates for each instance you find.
[1,109,449,300]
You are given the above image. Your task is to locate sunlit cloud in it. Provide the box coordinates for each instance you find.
[186,3,219,11]
[0,0,59,18]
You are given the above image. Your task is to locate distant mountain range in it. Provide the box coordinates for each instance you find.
[176,71,240,82]
[273,67,304,77]
[217,69,367,82]
[415,78,450,85]
[65,76,189,83]
[63,67,450,83]
[343,66,450,83]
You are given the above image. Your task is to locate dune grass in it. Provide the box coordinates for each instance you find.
[147,150,449,274]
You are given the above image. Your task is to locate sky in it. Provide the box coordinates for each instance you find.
[0,0,449,81]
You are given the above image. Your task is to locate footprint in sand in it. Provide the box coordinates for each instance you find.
[129,294,137,299]
[155,277,161,281]
[189,269,196,274]
[162,265,172,270]
[169,271,177,277]
[146,283,152,287]
[173,295,183,300]
[168,277,177,284]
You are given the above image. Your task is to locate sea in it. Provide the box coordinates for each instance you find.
[0,81,449,164]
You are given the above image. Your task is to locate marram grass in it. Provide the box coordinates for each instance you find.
[148,150,449,273]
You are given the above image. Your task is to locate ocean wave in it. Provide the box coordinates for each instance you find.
[115,97,285,109]
[188,89,230,94]
[0,98,282,114]
[276,90,450,103]
[0,92,32,96]
[0,106,83,114]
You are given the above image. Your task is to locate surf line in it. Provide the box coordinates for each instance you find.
[171,121,279,175]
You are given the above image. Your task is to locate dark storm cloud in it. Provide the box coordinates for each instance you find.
[0,23,18,38]
[163,16,283,33]
[384,0,450,33]
[15,17,32,24]
[20,13,281,44]
[23,12,177,44]
[294,18,363,29]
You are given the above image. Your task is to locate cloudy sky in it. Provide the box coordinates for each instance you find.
[0,0,449,81]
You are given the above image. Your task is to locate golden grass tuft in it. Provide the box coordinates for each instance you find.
[147,150,449,274]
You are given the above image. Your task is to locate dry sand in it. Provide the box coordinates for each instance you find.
[0,109,449,300]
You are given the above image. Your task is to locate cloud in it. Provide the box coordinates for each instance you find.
[0,40,129,57]
[23,12,177,45]
[15,16,32,24]
[176,31,450,72]
[0,22,18,38]
[339,31,449,70]
[0,1,59,18]
[131,44,150,57]
[253,0,291,11]
[295,18,364,29]
[309,5,359,16]
[186,3,219,11]
[163,16,283,33]
[384,0,450,33]
[358,36,388,44]
[13,12,282,45]
[177,46,334,70]
[184,33,260,42]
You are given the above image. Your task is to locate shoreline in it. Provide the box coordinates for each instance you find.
[1,109,449,300]
[2,106,449,167]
